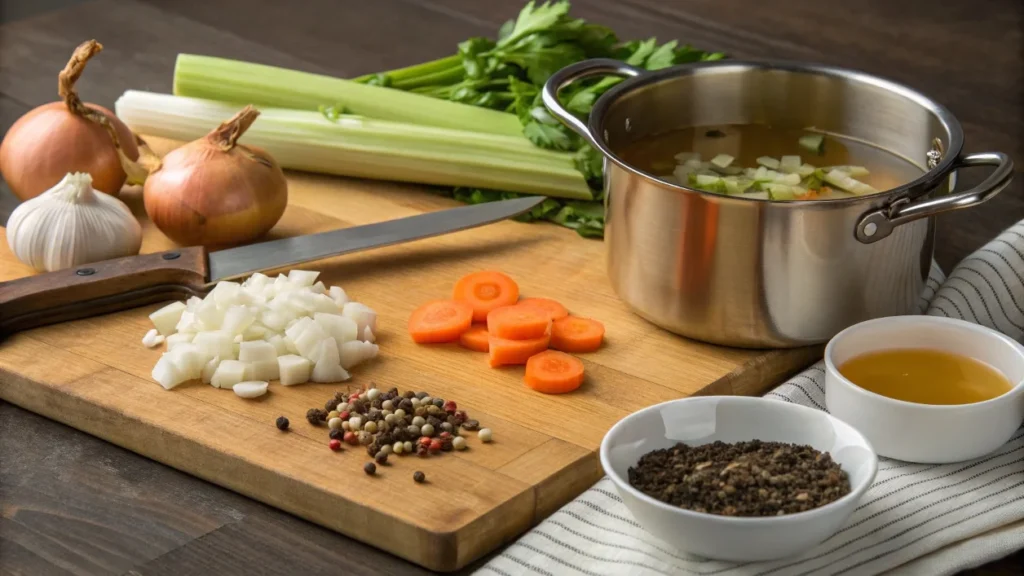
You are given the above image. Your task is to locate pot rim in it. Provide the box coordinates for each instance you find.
[587,58,966,206]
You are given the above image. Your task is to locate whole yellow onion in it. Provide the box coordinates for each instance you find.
[143,105,288,247]
[0,40,140,201]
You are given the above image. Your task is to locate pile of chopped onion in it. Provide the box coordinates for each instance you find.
[144,270,378,393]
[659,152,876,200]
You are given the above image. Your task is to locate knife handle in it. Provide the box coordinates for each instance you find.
[0,247,209,337]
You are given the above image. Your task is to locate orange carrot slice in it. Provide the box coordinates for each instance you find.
[488,331,551,367]
[408,300,473,344]
[453,271,520,322]
[458,324,490,352]
[550,316,605,353]
[525,350,585,394]
[518,297,569,321]
[487,305,551,340]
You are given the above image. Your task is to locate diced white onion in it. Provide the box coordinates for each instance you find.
[288,269,319,287]
[142,329,164,348]
[143,270,376,390]
[340,340,379,369]
[201,356,221,384]
[343,302,377,341]
[165,332,195,349]
[233,381,269,398]
[278,354,311,386]
[295,321,329,360]
[211,359,248,389]
[238,340,276,363]
[152,355,187,390]
[150,301,186,336]
[329,286,349,306]
[311,337,350,383]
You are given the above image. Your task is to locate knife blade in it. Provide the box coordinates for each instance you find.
[208,196,543,282]
[0,196,545,337]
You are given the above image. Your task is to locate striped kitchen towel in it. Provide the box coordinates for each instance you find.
[478,219,1024,576]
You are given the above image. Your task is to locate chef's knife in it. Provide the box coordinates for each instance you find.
[0,196,545,337]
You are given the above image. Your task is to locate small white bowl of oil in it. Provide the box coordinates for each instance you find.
[825,316,1024,463]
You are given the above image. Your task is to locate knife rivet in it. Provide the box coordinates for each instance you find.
[162,252,181,260]
[76,268,95,276]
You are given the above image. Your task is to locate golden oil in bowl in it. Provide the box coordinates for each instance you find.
[838,348,1013,405]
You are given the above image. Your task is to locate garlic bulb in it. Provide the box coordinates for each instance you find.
[7,172,142,272]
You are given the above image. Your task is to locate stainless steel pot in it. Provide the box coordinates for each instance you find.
[543,59,1013,348]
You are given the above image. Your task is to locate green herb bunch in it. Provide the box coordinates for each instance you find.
[355,1,724,238]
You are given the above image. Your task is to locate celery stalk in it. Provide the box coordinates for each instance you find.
[173,55,523,137]
[353,55,465,89]
[115,91,592,200]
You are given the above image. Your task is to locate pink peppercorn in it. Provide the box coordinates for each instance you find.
[329,439,342,451]
[439,431,452,440]
[344,431,359,445]
[429,439,442,454]
[443,400,457,414]
[339,411,351,420]
[418,437,432,449]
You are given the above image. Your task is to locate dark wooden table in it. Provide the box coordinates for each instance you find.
[1,0,1021,574]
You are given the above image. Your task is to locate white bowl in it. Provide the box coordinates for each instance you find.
[825,316,1024,463]
[599,396,877,562]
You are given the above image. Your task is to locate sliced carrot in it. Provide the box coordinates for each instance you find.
[518,297,569,321]
[487,305,551,340]
[550,316,605,353]
[525,350,585,394]
[453,271,520,322]
[408,300,474,344]
[488,331,551,368]
[458,324,490,352]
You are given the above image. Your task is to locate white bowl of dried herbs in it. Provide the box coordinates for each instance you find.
[600,396,877,561]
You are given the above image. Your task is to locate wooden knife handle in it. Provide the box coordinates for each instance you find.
[0,246,209,337]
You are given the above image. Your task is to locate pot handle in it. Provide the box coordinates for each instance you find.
[855,152,1014,244]
[541,58,644,148]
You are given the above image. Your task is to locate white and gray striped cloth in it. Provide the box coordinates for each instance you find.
[479,219,1024,576]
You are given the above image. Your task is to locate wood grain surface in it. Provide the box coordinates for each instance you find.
[1,0,1021,574]
[0,131,823,571]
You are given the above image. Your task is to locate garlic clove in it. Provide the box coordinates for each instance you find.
[6,172,141,272]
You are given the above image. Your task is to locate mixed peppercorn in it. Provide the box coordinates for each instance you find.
[299,383,491,481]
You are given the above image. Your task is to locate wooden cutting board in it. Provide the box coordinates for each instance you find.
[0,137,820,572]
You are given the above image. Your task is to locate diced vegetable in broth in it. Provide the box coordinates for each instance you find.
[619,124,924,201]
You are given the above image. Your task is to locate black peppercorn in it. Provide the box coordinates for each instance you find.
[275,416,289,431]
[416,444,429,457]
[325,397,339,411]
[440,437,454,452]
[416,391,429,399]
[368,409,382,421]
[399,398,414,412]
[388,387,399,397]
[413,471,426,483]
[427,415,442,428]
[329,429,345,441]
[432,398,445,408]
[306,408,328,425]
[403,390,416,399]
[375,452,389,465]
[364,462,376,475]
[461,419,480,431]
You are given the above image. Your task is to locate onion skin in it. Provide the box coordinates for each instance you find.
[0,102,139,201]
[143,106,288,247]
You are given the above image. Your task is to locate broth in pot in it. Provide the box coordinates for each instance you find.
[620,124,925,200]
